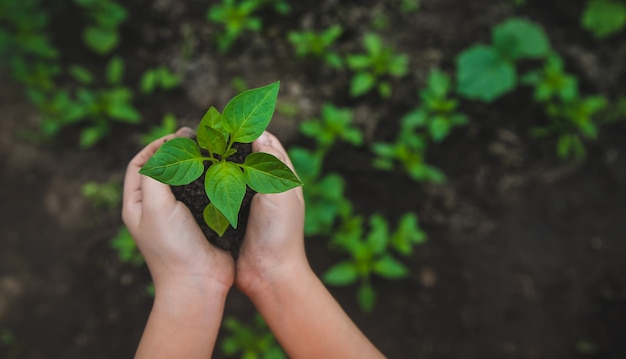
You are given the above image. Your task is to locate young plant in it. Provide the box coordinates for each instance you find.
[372,129,445,183]
[299,103,363,152]
[73,0,128,54]
[208,0,290,53]
[536,95,608,160]
[139,82,302,236]
[140,66,181,94]
[25,57,140,147]
[403,69,468,142]
[581,0,626,38]
[521,54,578,103]
[68,57,141,147]
[522,53,608,160]
[0,0,58,72]
[221,314,286,359]
[456,18,551,102]
[324,214,417,312]
[346,32,409,98]
[288,25,344,69]
[207,0,261,52]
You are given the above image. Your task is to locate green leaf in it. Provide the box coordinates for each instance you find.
[323,261,358,285]
[427,69,451,98]
[223,82,280,143]
[68,65,93,84]
[430,116,450,142]
[492,18,550,60]
[80,126,106,148]
[139,138,205,185]
[140,70,157,94]
[242,152,302,193]
[204,162,247,228]
[391,213,426,255]
[350,72,375,97]
[374,255,408,279]
[366,214,389,254]
[456,45,517,102]
[108,103,141,123]
[84,26,118,54]
[203,203,230,236]
[357,282,376,312]
[582,0,626,38]
[201,106,224,129]
[197,125,227,155]
[106,56,124,85]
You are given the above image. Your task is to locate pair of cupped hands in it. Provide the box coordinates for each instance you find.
[122,127,306,297]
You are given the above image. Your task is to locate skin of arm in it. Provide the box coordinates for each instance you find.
[236,132,385,359]
[122,128,235,359]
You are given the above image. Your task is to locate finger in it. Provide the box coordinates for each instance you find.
[122,133,177,224]
[175,126,195,138]
[140,173,177,211]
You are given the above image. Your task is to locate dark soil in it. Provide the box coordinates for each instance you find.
[1,0,625,358]
[171,141,254,257]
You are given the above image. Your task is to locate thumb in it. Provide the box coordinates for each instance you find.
[252,131,296,173]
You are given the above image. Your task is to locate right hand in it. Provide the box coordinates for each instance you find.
[235,131,307,297]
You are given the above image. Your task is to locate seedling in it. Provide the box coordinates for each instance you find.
[299,103,363,151]
[73,0,128,54]
[324,214,419,312]
[403,69,468,142]
[0,0,58,71]
[207,0,291,52]
[139,82,302,236]
[346,32,408,98]
[140,66,181,94]
[581,0,626,38]
[521,54,578,103]
[221,314,285,359]
[456,18,551,102]
[372,129,445,183]
[535,95,607,160]
[288,25,344,69]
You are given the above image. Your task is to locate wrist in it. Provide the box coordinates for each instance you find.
[154,275,231,302]
[238,259,314,301]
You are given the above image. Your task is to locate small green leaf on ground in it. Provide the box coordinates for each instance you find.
[457,45,516,102]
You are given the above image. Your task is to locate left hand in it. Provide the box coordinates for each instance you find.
[122,127,235,294]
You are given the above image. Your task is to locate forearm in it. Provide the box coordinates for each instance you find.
[247,263,384,359]
[135,281,229,359]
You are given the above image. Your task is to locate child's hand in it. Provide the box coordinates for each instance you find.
[235,131,306,296]
[122,128,234,294]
